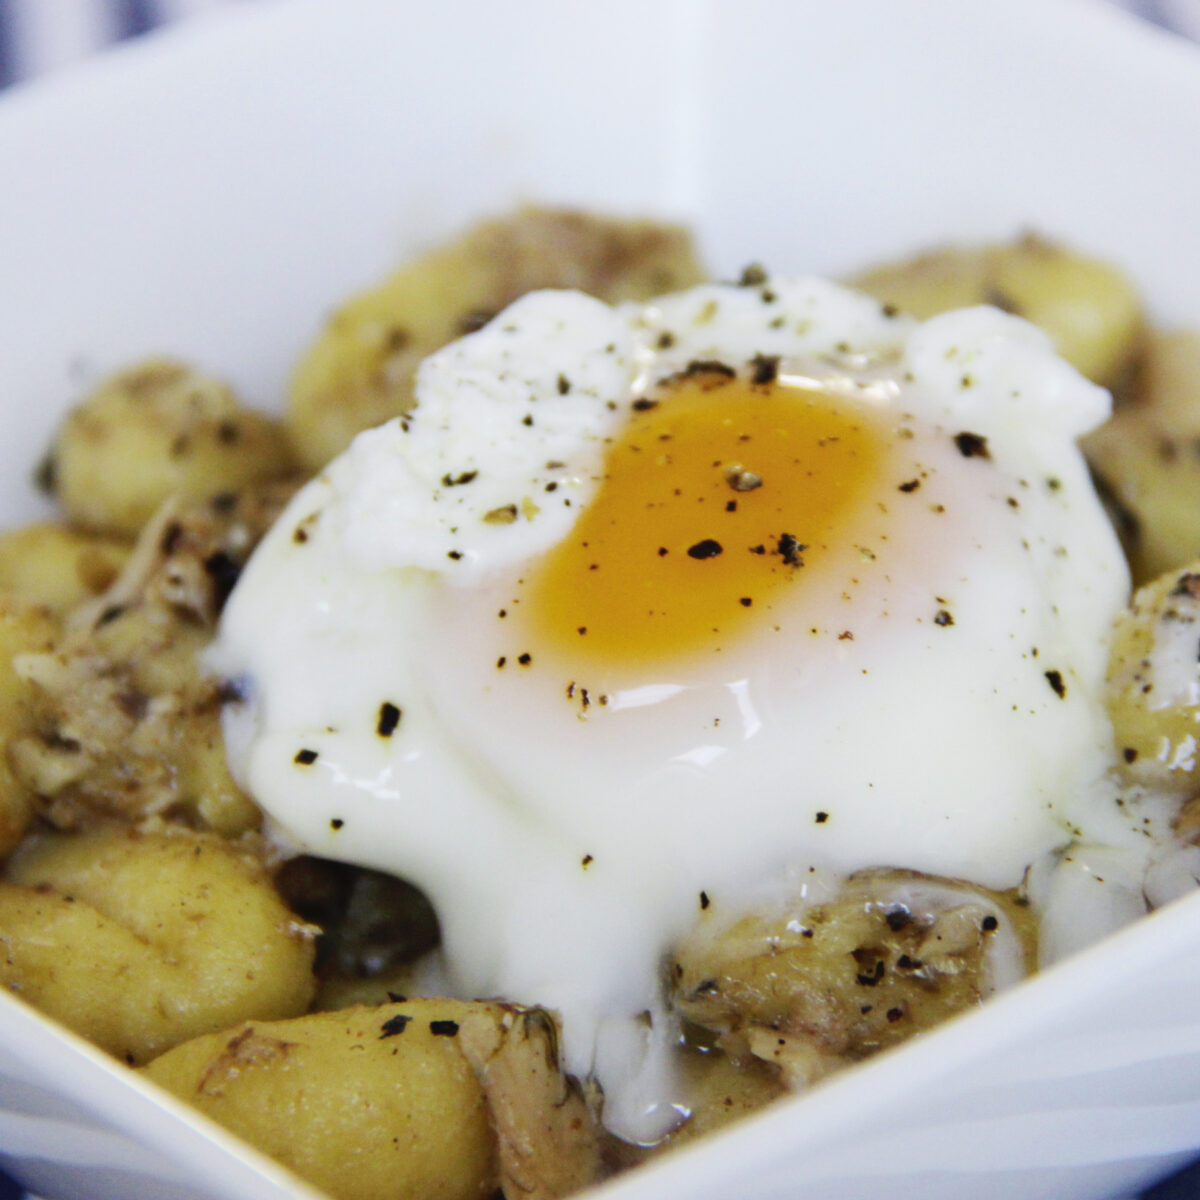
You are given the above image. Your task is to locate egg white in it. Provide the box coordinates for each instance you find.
[213,277,1130,1140]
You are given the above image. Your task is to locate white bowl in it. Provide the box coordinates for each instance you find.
[3,1,1200,1198]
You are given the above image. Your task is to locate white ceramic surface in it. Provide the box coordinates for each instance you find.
[3,1,1200,1197]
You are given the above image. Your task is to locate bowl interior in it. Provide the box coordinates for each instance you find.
[3,2,1200,1198]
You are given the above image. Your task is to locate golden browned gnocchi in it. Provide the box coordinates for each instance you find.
[4,212,1200,1200]
[1106,560,1200,800]
[0,523,130,613]
[0,602,59,857]
[286,206,706,470]
[1083,331,1200,585]
[9,484,296,836]
[0,827,316,1064]
[49,359,293,538]
[670,870,1035,1089]
[851,234,1143,389]
[140,1000,605,1200]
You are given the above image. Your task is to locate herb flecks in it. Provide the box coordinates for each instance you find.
[484,503,519,524]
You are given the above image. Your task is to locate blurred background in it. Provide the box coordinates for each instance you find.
[0,0,1197,89]
[0,1,1199,1198]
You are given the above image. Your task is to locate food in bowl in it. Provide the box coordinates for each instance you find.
[2,206,1199,1200]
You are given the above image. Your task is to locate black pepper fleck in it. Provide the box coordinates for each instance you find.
[379,1014,411,1038]
[777,533,807,566]
[856,960,885,987]
[294,749,318,765]
[377,702,402,737]
[934,609,954,627]
[954,431,991,460]
[96,604,126,628]
[749,353,780,385]
[682,359,736,380]
[429,1020,460,1037]
[688,539,724,560]
[1045,669,1067,699]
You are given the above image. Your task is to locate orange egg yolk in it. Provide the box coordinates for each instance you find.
[524,369,890,666]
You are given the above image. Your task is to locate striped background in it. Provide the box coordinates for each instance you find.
[0,1,1199,1198]
[0,0,1197,91]
[0,0,253,88]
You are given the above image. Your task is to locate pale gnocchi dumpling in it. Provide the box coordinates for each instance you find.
[0,828,316,1063]
[50,359,292,537]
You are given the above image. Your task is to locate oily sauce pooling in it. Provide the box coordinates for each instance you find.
[524,368,889,663]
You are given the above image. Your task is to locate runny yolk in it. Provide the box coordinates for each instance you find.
[524,370,890,666]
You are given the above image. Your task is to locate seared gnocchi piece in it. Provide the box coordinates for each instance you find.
[0,828,316,1064]
[670,870,1033,1089]
[141,1000,602,1200]
[0,602,59,857]
[1107,561,1200,801]
[49,359,292,538]
[9,484,296,836]
[286,206,706,470]
[851,235,1143,389]
[1083,331,1200,583]
[0,524,129,613]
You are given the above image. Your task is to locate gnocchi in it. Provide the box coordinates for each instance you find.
[1,211,1199,1200]
[0,827,316,1063]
